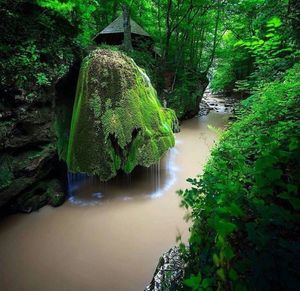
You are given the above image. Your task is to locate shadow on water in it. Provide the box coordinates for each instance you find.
[67,146,179,206]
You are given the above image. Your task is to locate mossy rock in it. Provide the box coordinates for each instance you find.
[8,179,65,213]
[46,180,65,207]
[66,49,176,181]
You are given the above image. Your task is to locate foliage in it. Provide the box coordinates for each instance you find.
[234,16,299,92]
[179,64,300,290]
[211,0,300,95]
[0,0,79,92]
[167,70,208,119]
[91,0,225,117]
[0,0,227,118]
[1,0,300,287]
[37,0,97,45]
[210,31,253,95]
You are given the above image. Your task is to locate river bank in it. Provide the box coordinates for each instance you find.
[0,110,229,291]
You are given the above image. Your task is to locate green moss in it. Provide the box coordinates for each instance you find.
[54,104,73,161]
[66,49,176,181]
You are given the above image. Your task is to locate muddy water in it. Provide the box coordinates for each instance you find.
[0,112,229,291]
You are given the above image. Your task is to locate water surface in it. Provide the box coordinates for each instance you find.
[0,112,228,291]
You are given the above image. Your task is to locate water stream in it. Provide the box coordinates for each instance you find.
[0,111,229,291]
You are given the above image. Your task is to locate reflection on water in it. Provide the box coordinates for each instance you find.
[0,112,229,291]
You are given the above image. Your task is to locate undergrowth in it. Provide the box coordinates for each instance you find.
[179,63,300,290]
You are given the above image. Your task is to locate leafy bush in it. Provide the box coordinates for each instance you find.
[167,70,208,119]
[234,17,299,92]
[179,64,300,290]
[0,0,79,92]
[37,0,97,45]
[211,0,300,97]
[211,31,253,95]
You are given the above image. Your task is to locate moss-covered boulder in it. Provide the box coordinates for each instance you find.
[66,49,176,181]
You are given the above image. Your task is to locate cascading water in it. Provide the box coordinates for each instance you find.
[67,172,103,206]
[148,144,178,199]
[67,140,179,205]
[64,49,179,205]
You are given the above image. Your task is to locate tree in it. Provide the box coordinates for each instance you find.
[122,4,133,51]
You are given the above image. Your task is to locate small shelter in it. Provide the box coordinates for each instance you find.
[94,15,154,50]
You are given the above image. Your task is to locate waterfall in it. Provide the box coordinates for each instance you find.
[67,172,103,206]
[137,66,152,87]
[66,139,180,204]
[149,142,179,199]
[67,172,91,194]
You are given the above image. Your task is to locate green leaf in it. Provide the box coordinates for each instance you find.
[184,273,202,289]
[217,268,226,281]
[222,246,235,260]
[267,17,282,28]
[210,218,237,237]
[229,203,244,217]
[202,278,213,288]
[213,253,220,267]
[229,268,238,281]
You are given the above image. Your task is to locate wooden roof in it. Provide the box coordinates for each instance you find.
[97,15,151,37]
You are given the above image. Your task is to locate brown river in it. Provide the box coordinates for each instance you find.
[0,111,229,291]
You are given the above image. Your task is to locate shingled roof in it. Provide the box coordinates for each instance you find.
[97,15,151,37]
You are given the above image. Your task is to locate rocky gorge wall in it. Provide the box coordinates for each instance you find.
[0,0,82,214]
[0,61,82,214]
[0,86,65,214]
[0,61,80,212]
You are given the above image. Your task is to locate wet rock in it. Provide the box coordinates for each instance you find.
[8,178,65,213]
[199,90,236,116]
[199,99,211,116]
[47,179,65,207]
[145,247,185,291]
[0,83,70,213]
[0,143,57,207]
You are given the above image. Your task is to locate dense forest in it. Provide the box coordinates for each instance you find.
[0,0,300,290]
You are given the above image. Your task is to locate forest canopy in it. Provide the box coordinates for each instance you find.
[1,0,299,111]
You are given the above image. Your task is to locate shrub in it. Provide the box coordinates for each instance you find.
[179,64,300,290]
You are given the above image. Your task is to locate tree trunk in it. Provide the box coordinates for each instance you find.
[164,0,173,62]
[112,0,118,21]
[205,0,221,73]
[122,4,133,51]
